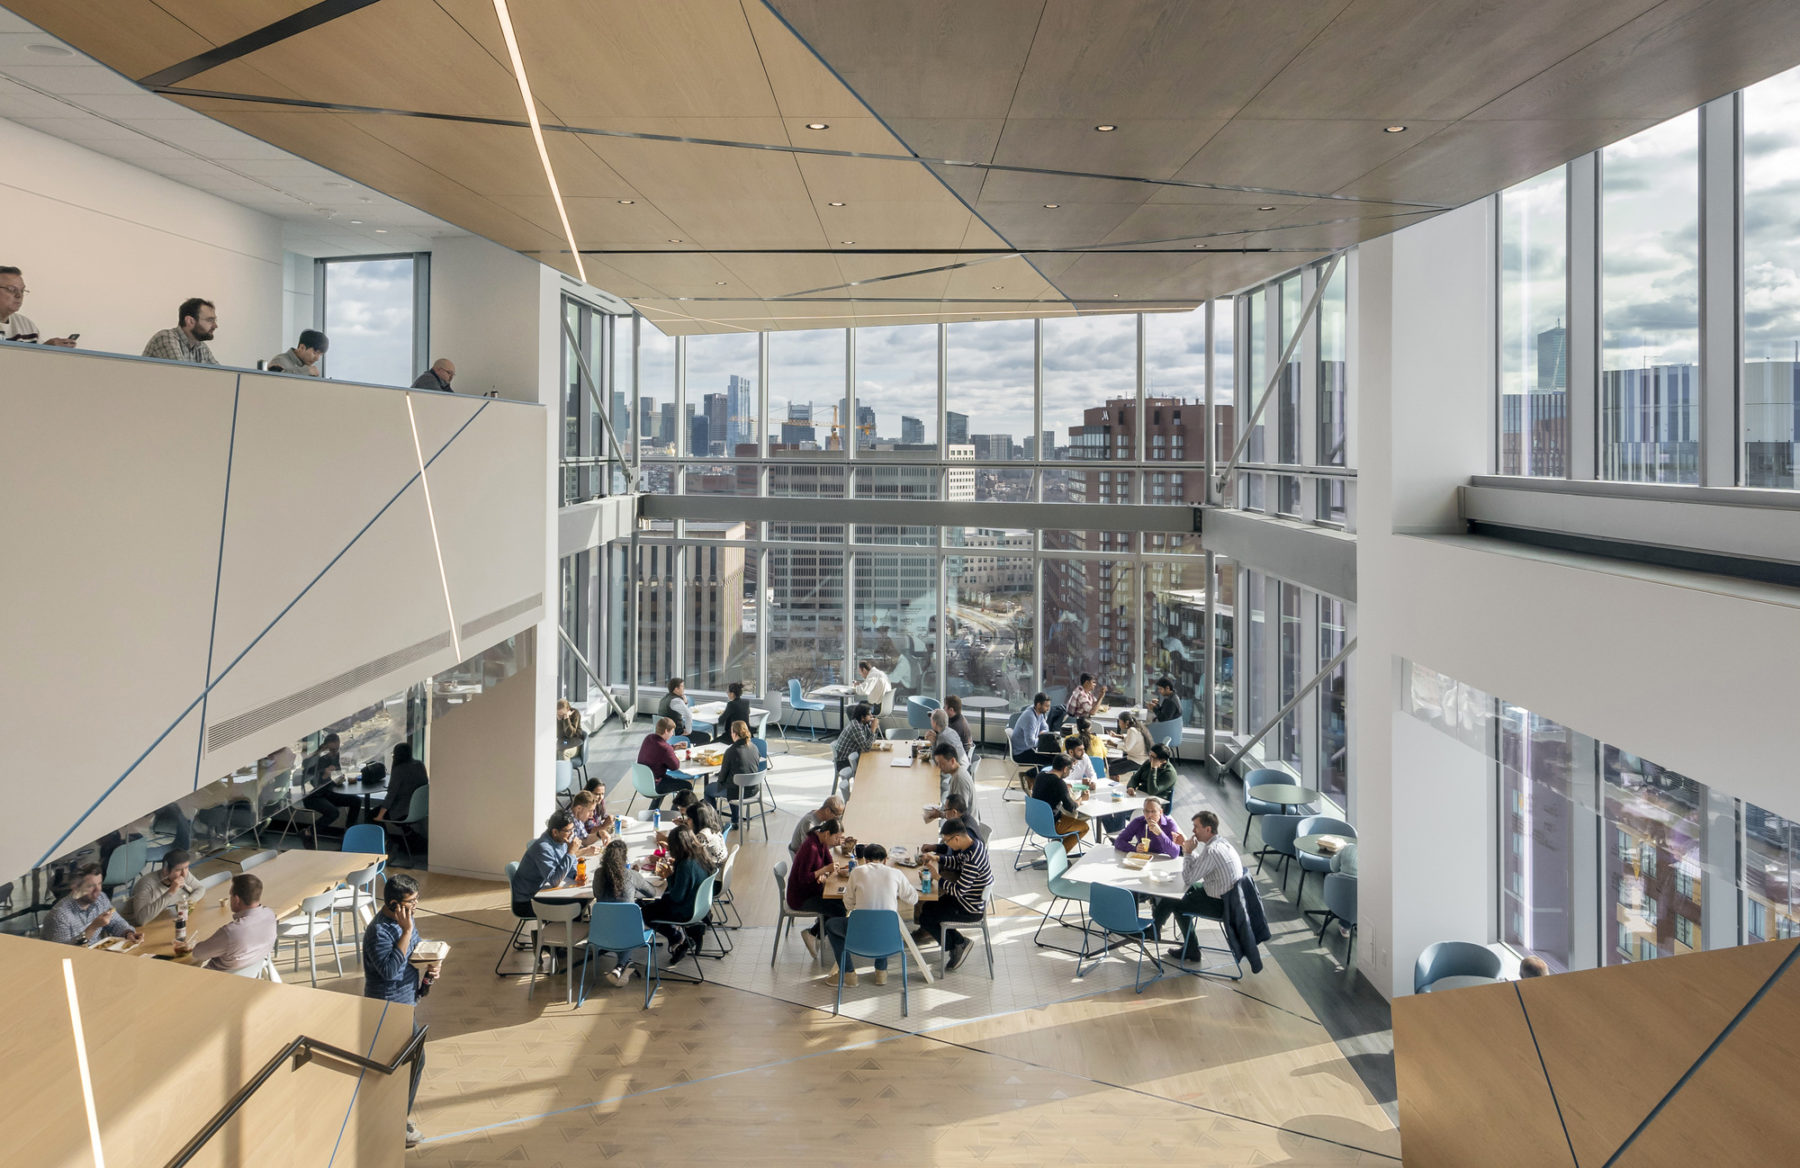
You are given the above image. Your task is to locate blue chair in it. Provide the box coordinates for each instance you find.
[655,875,718,984]
[341,824,388,880]
[102,837,148,900]
[1149,717,1184,760]
[1078,882,1165,993]
[1319,873,1358,963]
[1241,767,1318,839]
[582,901,660,1008]
[784,679,828,742]
[1292,815,1355,911]
[906,696,941,732]
[1033,841,1091,954]
[1015,797,1082,871]
[493,860,536,976]
[834,909,909,1017]
[1415,940,1503,994]
[1254,813,1306,892]
[752,736,779,811]
[621,762,672,814]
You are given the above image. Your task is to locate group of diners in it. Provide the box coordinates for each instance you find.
[507,780,727,984]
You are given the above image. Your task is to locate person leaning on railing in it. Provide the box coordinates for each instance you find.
[364,873,439,1150]
[0,265,77,347]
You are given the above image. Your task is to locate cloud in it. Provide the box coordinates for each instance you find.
[322,258,415,386]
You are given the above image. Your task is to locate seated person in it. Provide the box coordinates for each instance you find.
[928,791,990,844]
[300,733,364,832]
[266,328,328,376]
[1520,955,1550,978]
[593,838,660,986]
[657,678,711,745]
[510,810,588,914]
[581,776,608,819]
[917,818,993,973]
[126,848,203,926]
[1111,797,1181,858]
[1149,676,1183,725]
[374,742,429,824]
[789,795,845,858]
[718,680,753,736]
[786,817,850,956]
[1074,716,1107,780]
[567,791,610,844]
[1108,711,1151,777]
[927,740,978,816]
[943,695,975,753]
[850,659,892,712]
[1062,734,1098,791]
[1009,693,1054,768]
[178,873,277,972]
[1030,753,1090,852]
[826,843,917,986]
[925,708,968,769]
[556,699,587,760]
[638,717,697,810]
[832,701,878,796]
[1128,743,1178,802]
[1051,672,1107,734]
[43,862,142,947]
[641,826,715,962]
[1154,811,1244,961]
[684,801,728,866]
[706,719,763,824]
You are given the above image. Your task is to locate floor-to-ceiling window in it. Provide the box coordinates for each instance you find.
[317,254,423,387]
[1743,64,1800,489]
[1499,167,1569,478]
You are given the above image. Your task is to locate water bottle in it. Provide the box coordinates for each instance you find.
[174,894,189,945]
[921,868,932,895]
[652,809,661,832]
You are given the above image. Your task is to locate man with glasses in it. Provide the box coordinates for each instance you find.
[142,297,220,365]
[412,357,455,392]
[0,266,76,347]
[364,873,441,1149]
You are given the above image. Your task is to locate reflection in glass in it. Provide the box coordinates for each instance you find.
[1316,265,1349,521]
[1500,167,1568,477]
[855,325,938,454]
[854,553,938,701]
[767,547,846,690]
[1278,582,1301,765]
[684,333,759,457]
[944,553,1033,704]
[1745,803,1800,942]
[1212,559,1236,732]
[1742,64,1800,488]
[1317,596,1346,801]
[1043,559,1137,700]
[1143,557,1206,727]
[1602,747,1706,963]
[1601,113,1699,483]
[1278,276,1302,515]
[1498,704,1583,973]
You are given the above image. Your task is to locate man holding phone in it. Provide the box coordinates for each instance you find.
[364,873,440,1149]
[0,266,77,347]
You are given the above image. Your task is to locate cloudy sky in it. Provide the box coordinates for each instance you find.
[1744,64,1800,362]
[670,301,1226,453]
[321,258,416,386]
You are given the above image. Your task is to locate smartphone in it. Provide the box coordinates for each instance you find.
[66,333,80,342]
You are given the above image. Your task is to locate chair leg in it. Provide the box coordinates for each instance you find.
[494,919,529,976]
[329,920,343,978]
[1317,910,1336,943]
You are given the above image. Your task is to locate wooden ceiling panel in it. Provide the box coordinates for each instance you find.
[709,253,847,299]
[940,254,1055,303]
[1095,201,1311,248]
[1173,119,1453,197]
[1334,118,1661,206]
[1,0,229,80]
[740,0,876,121]
[988,118,1227,183]
[1240,0,1668,121]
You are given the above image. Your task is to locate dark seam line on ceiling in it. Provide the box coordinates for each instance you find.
[137,0,388,89]
[1599,940,1800,1168]
[149,86,1449,210]
[1513,983,1581,1167]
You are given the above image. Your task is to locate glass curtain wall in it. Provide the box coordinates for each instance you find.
[1498,167,1569,477]
[1743,64,1800,488]
[1316,264,1348,521]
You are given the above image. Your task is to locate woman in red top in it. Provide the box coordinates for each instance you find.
[785,817,848,957]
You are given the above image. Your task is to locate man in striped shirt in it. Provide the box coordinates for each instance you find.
[1155,809,1244,960]
[919,818,992,972]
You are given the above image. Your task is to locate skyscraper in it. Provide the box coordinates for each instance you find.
[726,373,755,450]
[946,411,969,446]
[901,415,925,445]
[659,402,677,450]
[704,392,729,455]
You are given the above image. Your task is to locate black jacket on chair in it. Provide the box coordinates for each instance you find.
[1219,874,1271,973]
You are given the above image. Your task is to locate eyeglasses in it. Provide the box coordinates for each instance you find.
[0,285,25,297]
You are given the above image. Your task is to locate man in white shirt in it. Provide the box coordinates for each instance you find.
[0,266,76,346]
[178,873,278,973]
[850,659,892,713]
[825,843,918,987]
[1155,810,1245,960]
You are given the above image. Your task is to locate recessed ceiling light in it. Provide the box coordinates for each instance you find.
[618,199,634,204]
[1257,205,1277,212]
[805,122,829,130]
[827,201,845,207]
[1383,125,1408,133]
[715,281,727,285]
[375,229,388,234]
[1112,293,1120,298]
[1094,124,1117,132]
[667,238,683,243]
[991,285,1005,290]
[1043,203,1060,209]
[27,43,74,57]
[350,219,363,225]
[841,240,855,245]
[1194,243,1206,248]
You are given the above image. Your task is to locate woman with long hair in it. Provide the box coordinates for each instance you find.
[642,825,712,962]
[1109,710,1151,777]
[593,838,657,986]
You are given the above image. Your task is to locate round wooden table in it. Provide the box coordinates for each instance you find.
[1249,782,1320,812]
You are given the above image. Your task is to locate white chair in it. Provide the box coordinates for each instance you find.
[529,898,589,1004]
[228,956,282,982]
[277,891,343,987]
[237,849,279,872]
[770,860,829,967]
[332,864,381,960]
[935,911,996,980]
[711,845,742,941]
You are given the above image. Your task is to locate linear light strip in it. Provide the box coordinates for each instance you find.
[492,0,587,283]
[407,396,461,663]
[63,960,107,1168]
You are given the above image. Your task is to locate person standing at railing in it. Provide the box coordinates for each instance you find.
[265,329,328,376]
[142,297,220,365]
[0,266,77,347]
[364,873,439,1150]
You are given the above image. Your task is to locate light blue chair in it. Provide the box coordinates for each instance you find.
[341,824,388,882]
[1254,813,1306,892]
[493,860,536,976]
[1320,873,1358,963]
[655,874,718,984]
[752,736,779,811]
[1078,883,1165,993]
[905,695,941,732]
[102,838,148,900]
[1292,815,1355,911]
[582,900,660,1008]
[834,909,909,1017]
[1414,940,1503,994]
[1241,767,1318,839]
[784,679,828,742]
[1015,797,1082,871]
[620,762,662,814]
[1033,841,1092,954]
[1149,717,1184,760]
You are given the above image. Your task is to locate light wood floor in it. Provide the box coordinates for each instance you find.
[302,734,1400,1165]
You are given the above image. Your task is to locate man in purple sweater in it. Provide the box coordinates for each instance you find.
[1110,796,1182,858]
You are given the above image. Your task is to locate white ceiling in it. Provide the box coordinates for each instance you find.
[0,9,461,257]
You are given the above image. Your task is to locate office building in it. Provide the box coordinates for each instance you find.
[5,4,1799,1165]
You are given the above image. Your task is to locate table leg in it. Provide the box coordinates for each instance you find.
[901,930,935,984]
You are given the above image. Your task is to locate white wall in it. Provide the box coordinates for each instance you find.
[1355,195,1800,997]
[429,234,550,402]
[0,116,283,368]
[0,344,546,878]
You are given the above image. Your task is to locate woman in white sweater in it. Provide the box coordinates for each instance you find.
[825,843,918,986]
[1108,711,1151,777]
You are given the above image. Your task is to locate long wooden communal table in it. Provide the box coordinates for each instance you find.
[841,743,946,853]
[134,849,363,961]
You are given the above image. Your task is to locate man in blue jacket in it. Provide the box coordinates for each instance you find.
[364,873,440,1149]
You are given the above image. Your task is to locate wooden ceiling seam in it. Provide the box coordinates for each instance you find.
[138,0,386,89]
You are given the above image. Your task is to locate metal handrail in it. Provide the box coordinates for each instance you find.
[164,1025,428,1168]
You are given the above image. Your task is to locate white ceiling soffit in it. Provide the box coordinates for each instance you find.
[0,9,460,256]
[9,1,1800,331]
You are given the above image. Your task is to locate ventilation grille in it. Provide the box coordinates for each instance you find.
[205,631,455,752]
[461,593,543,640]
